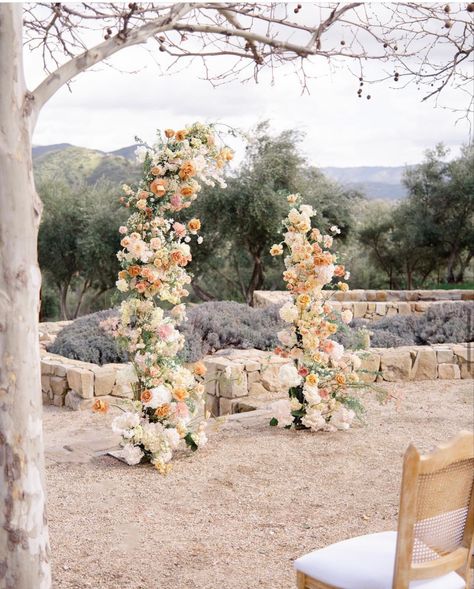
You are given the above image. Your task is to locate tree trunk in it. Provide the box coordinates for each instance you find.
[58,282,70,320]
[246,250,264,306]
[445,247,459,284]
[0,5,51,588]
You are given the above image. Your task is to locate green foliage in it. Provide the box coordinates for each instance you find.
[188,122,360,303]
[358,145,474,289]
[38,179,128,320]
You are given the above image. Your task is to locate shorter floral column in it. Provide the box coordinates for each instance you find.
[269,194,368,432]
[97,123,232,472]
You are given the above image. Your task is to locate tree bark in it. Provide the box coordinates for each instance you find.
[246,250,264,306]
[0,4,51,588]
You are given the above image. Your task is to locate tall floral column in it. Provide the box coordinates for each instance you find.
[269,194,368,432]
[99,123,232,472]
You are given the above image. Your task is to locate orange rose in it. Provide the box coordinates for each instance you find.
[188,218,201,232]
[128,265,141,277]
[175,129,187,141]
[172,387,188,402]
[118,270,128,280]
[150,178,167,197]
[150,166,163,176]
[155,403,171,418]
[141,389,152,404]
[92,399,109,413]
[178,161,196,180]
[164,129,175,138]
[180,185,195,198]
[335,374,346,386]
[334,265,345,277]
[193,361,207,377]
[306,373,318,386]
[139,190,149,200]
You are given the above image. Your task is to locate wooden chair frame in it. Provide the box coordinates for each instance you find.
[296,431,474,589]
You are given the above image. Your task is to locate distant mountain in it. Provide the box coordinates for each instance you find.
[32,142,411,199]
[321,166,410,200]
[32,144,141,186]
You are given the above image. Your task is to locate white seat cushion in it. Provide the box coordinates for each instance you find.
[294,531,465,589]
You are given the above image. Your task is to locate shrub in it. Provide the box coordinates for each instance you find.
[416,302,473,344]
[48,309,127,365]
[48,301,473,365]
[178,301,284,362]
[49,302,284,364]
[350,302,473,348]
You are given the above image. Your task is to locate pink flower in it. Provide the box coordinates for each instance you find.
[298,366,309,377]
[157,324,173,340]
[174,402,189,420]
[119,226,128,234]
[170,194,182,208]
[172,222,186,238]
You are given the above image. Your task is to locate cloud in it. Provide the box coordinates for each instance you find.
[28,36,470,167]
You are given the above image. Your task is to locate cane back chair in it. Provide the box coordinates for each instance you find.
[294,430,474,589]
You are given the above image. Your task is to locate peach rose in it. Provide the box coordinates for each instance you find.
[180,185,195,198]
[219,147,234,161]
[335,374,346,385]
[92,399,109,413]
[172,222,186,238]
[172,387,188,402]
[164,129,175,138]
[150,166,163,176]
[118,270,128,280]
[193,361,207,377]
[155,403,171,418]
[141,389,152,404]
[187,218,201,233]
[128,265,141,277]
[334,265,345,277]
[175,129,188,141]
[178,160,196,180]
[150,178,167,197]
[306,373,319,386]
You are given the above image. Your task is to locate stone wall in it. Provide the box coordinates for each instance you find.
[41,343,472,415]
[253,289,473,320]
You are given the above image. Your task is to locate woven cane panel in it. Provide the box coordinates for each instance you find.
[412,458,474,564]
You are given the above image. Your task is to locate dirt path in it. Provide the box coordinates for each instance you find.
[44,379,473,589]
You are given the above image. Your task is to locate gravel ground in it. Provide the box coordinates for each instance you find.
[44,379,473,589]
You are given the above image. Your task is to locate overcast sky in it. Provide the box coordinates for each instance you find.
[26,21,471,168]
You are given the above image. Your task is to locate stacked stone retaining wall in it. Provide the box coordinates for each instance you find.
[41,342,472,415]
[253,290,474,320]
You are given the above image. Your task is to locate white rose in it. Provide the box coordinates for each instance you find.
[144,385,172,409]
[279,302,299,323]
[164,427,181,450]
[279,364,302,389]
[300,204,315,217]
[122,443,144,465]
[112,412,140,437]
[303,385,321,405]
[302,407,326,432]
[116,279,129,293]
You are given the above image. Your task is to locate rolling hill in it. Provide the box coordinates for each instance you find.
[33,142,410,199]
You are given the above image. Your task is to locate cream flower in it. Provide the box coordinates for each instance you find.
[279,364,302,389]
